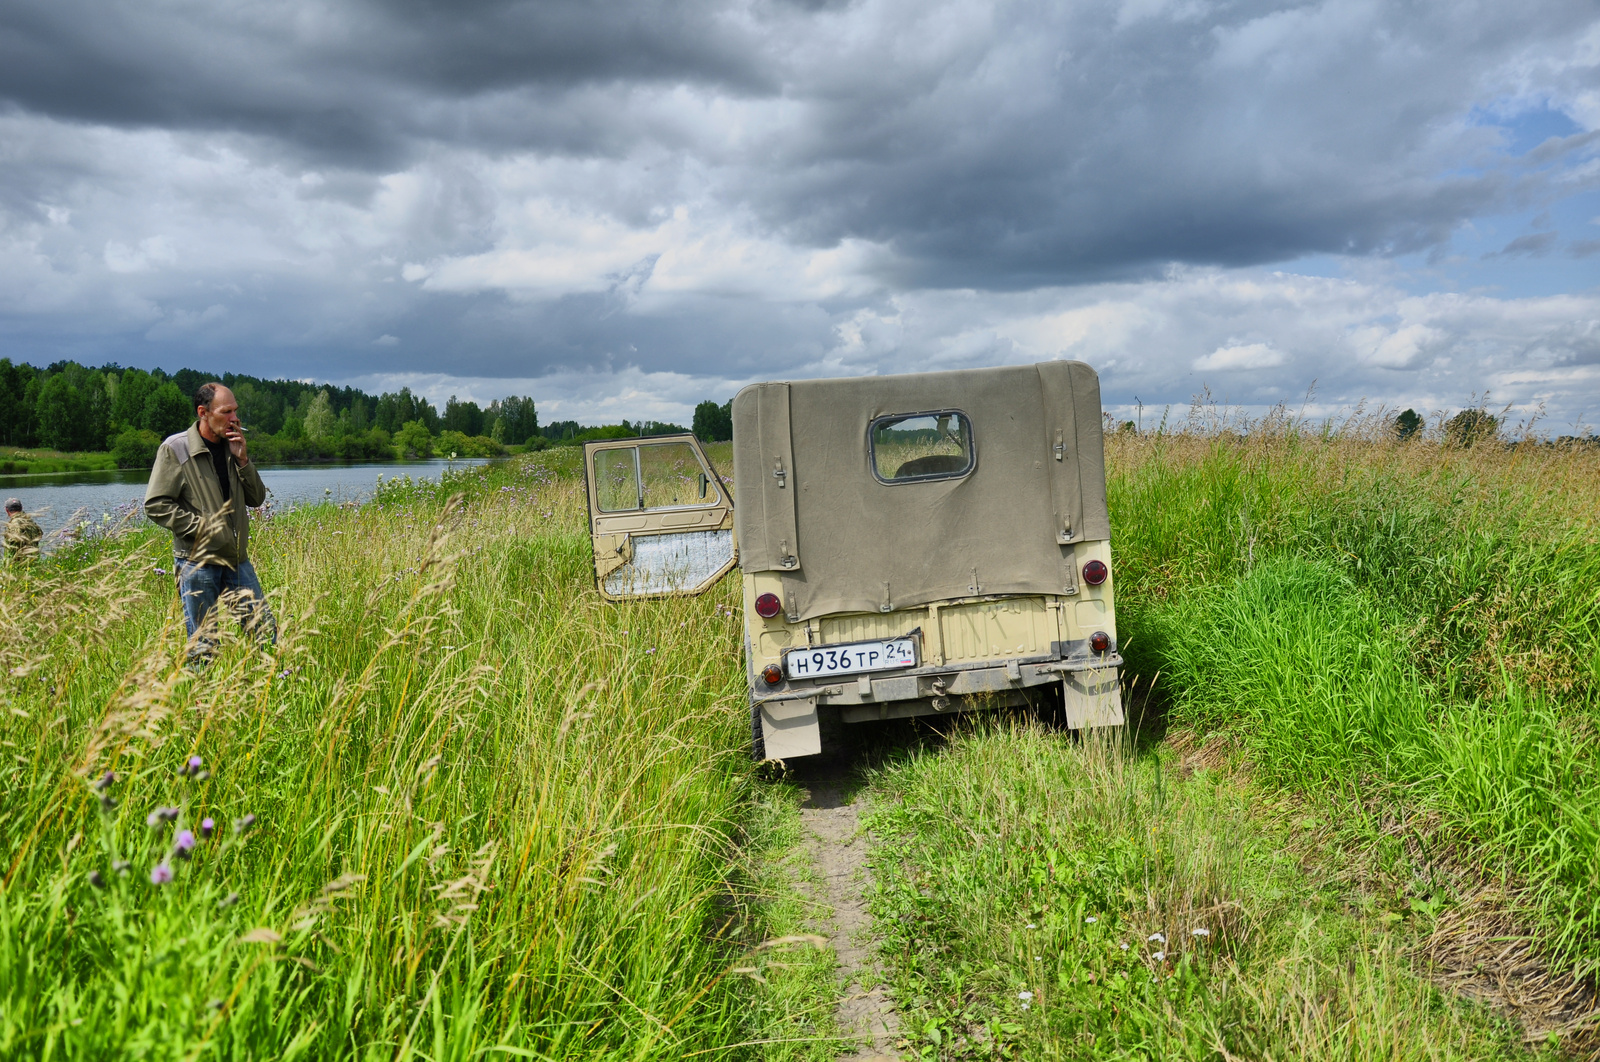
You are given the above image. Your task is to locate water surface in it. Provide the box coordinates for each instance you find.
[0,458,493,552]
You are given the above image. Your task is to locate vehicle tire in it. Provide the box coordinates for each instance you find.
[750,700,766,762]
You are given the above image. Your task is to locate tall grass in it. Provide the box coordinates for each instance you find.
[864,723,1534,1060]
[0,453,803,1059]
[1106,420,1600,983]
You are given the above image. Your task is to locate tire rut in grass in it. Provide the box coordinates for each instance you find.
[798,777,901,1061]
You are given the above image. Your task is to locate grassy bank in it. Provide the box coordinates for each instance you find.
[1105,428,1600,982]
[0,451,817,1059]
[0,446,120,476]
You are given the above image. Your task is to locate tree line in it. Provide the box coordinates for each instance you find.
[0,359,541,466]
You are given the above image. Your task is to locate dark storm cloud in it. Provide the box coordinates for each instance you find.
[2,0,1595,284]
[0,0,770,168]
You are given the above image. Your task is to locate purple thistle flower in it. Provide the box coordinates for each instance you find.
[200,817,215,839]
[93,771,116,792]
[88,870,106,889]
[99,792,118,812]
[147,810,165,829]
[184,755,203,777]
[160,806,179,822]
[234,813,257,834]
[174,830,196,859]
[150,862,173,885]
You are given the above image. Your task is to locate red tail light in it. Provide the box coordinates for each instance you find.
[1090,630,1111,653]
[1082,560,1108,586]
[754,593,782,618]
[761,664,783,685]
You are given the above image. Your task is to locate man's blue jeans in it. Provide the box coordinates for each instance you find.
[177,558,276,660]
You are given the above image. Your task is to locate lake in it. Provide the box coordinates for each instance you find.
[0,458,495,552]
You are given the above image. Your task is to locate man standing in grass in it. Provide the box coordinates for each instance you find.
[4,498,41,563]
[144,383,275,662]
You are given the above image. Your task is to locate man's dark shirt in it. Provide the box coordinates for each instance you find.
[208,438,232,503]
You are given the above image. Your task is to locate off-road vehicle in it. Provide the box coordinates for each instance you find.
[583,361,1121,759]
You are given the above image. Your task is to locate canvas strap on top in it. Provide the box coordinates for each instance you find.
[733,382,801,574]
[1034,361,1083,544]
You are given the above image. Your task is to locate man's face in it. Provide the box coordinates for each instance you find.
[198,387,240,440]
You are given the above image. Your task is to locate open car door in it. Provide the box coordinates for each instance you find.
[583,434,736,600]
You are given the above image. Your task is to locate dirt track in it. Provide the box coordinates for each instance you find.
[797,777,902,1061]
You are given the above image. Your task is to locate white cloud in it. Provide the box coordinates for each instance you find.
[1193,342,1287,371]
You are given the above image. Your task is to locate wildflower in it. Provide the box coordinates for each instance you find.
[1148,932,1166,944]
[1120,943,1129,951]
[98,792,118,812]
[88,870,106,889]
[147,810,166,829]
[200,817,215,839]
[1025,922,1037,930]
[150,862,173,885]
[1152,951,1165,962]
[113,860,131,876]
[234,813,257,834]
[174,830,196,859]
[93,771,116,791]
[181,755,203,777]
[1191,928,1210,937]
[1085,916,1098,924]
[646,647,656,654]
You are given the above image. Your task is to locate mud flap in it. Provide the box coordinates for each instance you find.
[1061,667,1123,729]
[759,698,822,760]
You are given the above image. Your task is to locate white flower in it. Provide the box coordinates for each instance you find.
[1152,951,1166,961]
[1191,928,1210,937]
[1025,923,1037,930]
[1148,933,1166,943]
[1017,991,1033,1001]
[1020,1002,1030,1011]
[1084,916,1098,924]
[1120,943,1130,951]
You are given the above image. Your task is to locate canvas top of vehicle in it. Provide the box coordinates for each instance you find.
[581,359,1122,761]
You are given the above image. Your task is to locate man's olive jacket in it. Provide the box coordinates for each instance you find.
[144,424,267,568]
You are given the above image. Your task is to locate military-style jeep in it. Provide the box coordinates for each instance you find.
[583,361,1121,759]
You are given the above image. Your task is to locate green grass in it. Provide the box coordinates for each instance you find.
[5,422,1599,1059]
[0,452,827,1059]
[864,722,1538,1060]
[863,424,1600,1058]
[1104,429,1600,983]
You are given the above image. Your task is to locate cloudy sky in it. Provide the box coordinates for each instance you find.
[1,0,1597,430]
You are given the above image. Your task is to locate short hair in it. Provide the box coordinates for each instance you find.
[195,382,223,410]
[4,499,20,513]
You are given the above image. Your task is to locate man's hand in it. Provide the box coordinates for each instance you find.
[226,426,249,466]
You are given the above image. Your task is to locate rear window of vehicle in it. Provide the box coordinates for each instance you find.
[870,411,975,483]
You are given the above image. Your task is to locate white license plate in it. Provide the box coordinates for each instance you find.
[784,638,918,680]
